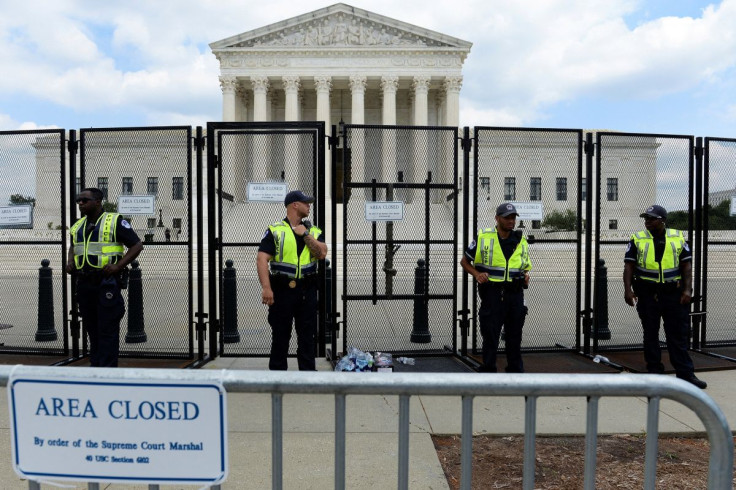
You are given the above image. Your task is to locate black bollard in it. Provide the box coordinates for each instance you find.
[35,259,58,342]
[222,260,240,343]
[324,259,332,343]
[410,259,431,343]
[125,261,147,343]
[593,259,612,340]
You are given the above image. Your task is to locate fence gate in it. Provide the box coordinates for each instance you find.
[334,124,459,357]
[467,128,584,362]
[208,122,326,357]
[0,130,68,358]
[594,132,694,353]
[78,126,196,360]
[702,137,736,348]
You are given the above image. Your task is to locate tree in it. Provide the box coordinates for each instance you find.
[666,210,688,231]
[542,209,578,232]
[9,194,35,206]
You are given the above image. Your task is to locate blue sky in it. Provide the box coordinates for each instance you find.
[0,0,735,138]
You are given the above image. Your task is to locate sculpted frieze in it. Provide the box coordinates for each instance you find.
[232,13,450,48]
[219,53,463,69]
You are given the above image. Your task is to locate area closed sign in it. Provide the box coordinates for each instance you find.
[8,372,227,485]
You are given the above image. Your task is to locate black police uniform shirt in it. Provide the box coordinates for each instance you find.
[258,218,325,265]
[80,216,140,272]
[624,229,691,291]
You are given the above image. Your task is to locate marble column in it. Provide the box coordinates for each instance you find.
[283,76,301,121]
[412,76,431,126]
[266,89,274,122]
[442,76,463,205]
[235,83,248,122]
[282,76,302,189]
[381,76,398,126]
[349,75,366,124]
[219,76,237,122]
[250,76,270,182]
[349,76,367,195]
[380,76,399,189]
[251,76,270,122]
[444,76,462,127]
[315,76,333,198]
[435,91,446,128]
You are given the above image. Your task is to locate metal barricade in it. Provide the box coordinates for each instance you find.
[1,368,732,490]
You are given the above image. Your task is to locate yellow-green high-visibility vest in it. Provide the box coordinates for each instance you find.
[267,220,322,278]
[69,213,124,269]
[631,228,686,283]
[473,228,532,282]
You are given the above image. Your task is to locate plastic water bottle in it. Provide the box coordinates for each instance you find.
[397,357,415,365]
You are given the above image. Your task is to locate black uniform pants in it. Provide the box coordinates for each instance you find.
[76,276,125,367]
[636,289,695,377]
[268,282,318,371]
[478,284,526,373]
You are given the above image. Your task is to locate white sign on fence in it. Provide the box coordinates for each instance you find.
[117,195,156,215]
[0,205,33,226]
[248,182,288,202]
[731,195,736,216]
[8,373,227,485]
[365,201,405,221]
[511,201,544,220]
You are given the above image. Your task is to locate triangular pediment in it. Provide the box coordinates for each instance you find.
[210,3,471,50]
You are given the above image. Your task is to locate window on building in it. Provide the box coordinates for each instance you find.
[581,177,587,201]
[75,177,81,195]
[147,218,157,229]
[607,178,618,201]
[530,177,542,201]
[504,177,516,200]
[172,218,182,229]
[556,177,567,201]
[122,177,133,195]
[480,177,490,192]
[172,177,184,200]
[609,219,618,230]
[532,220,541,229]
[97,177,108,200]
[147,177,158,195]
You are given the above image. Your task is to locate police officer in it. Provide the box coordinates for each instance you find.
[624,205,707,389]
[257,190,327,371]
[460,202,532,373]
[65,188,143,367]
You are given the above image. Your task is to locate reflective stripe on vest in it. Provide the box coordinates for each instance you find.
[70,213,124,269]
[631,228,685,283]
[473,228,531,282]
[267,220,322,279]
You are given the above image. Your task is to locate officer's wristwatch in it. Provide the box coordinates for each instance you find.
[302,231,310,238]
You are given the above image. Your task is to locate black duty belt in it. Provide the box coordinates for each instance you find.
[270,274,318,289]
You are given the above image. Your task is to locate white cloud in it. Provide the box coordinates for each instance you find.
[0,0,734,132]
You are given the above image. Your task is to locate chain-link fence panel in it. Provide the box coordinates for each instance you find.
[212,123,324,356]
[471,128,583,356]
[595,133,693,351]
[702,137,736,346]
[338,125,458,355]
[0,130,67,355]
[79,127,193,358]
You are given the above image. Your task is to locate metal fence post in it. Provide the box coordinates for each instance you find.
[325,258,332,343]
[125,261,147,343]
[35,259,57,342]
[410,259,431,343]
[593,259,611,341]
[222,260,240,343]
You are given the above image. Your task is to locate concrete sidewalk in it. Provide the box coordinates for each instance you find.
[0,359,733,489]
